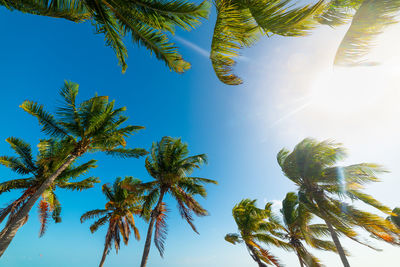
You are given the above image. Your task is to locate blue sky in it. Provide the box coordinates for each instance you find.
[1,3,399,267]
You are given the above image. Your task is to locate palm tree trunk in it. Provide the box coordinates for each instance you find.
[321,213,350,267]
[296,250,305,267]
[99,244,109,267]
[0,155,77,257]
[140,189,165,267]
[246,243,268,267]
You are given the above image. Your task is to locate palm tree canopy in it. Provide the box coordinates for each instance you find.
[19,81,147,159]
[277,138,400,247]
[2,0,210,73]
[0,137,99,236]
[210,0,325,85]
[225,199,288,266]
[139,136,216,256]
[279,192,342,266]
[81,177,143,253]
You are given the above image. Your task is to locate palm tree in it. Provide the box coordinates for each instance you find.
[210,0,325,85]
[277,192,341,267]
[81,177,143,267]
[0,80,147,257]
[225,199,289,267]
[277,138,400,267]
[1,0,210,73]
[135,136,216,267]
[0,137,99,237]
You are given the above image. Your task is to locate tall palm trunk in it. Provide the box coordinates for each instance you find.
[295,249,305,267]
[140,189,165,267]
[0,155,77,257]
[319,209,350,267]
[99,242,109,267]
[246,243,268,267]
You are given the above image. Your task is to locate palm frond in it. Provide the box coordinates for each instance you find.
[127,20,190,73]
[0,178,34,194]
[316,0,358,26]
[38,199,50,237]
[58,159,98,180]
[6,137,36,171]
[154,202,168,257]
[1,0,90,22]
[247,0,324,36]
[80,209,109,223]
[334,0,400,66]
[225,233,242,244]
[20,100,68,137]
[58,176,100,191]
[85,0,128,72]
[123,0,210,31]
[0,156,33,175]
[89,215,110,233]
[210,0,259,85]
[105,148,148,158]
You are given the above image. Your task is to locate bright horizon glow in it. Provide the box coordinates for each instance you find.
[244,21,400,267]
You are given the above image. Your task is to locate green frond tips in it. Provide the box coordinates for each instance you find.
[20,100,68,138]
[225,233,242,244]
[85,0,128,73]
[0,0,90,22]
[210,0,324,85]
[334,0,400,66]
[2,0,210,73]
[210,0,259,85]
[89,0,209,74]
[246,0,325,37]
[316,0,357,27]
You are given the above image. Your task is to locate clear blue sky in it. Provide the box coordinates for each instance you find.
[0,3,399,267]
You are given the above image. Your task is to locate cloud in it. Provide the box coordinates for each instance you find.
[174,35,210,58]
[174,35,250,61]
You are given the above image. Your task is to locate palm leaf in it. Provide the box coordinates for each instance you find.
[0,178,34,194]
[58,176,100,191]
[1,0,90,22]
[154,202,168,257]
[80,209,109,223]
[247,0,324,36]
[85,0,128,72]
[6,137,36,172]
[210,0,259,85]
[20,100,68,137]
[334,0,400,66]
[0,156,32,175]
[38,199,50,237]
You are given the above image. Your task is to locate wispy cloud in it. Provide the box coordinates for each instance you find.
[174,35,250,61]
[175,35,210,58]
[270,100,312,127]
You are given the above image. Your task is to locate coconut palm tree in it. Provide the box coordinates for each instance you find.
[277,138,400,267]
[81,177,143,267]
[0,80,147,257]
[0,137,99,237]
[277,192,341,267]
[225,199,290,267]
[1,0,210,73]
[210,0,325,85]
[135,136,216,267]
